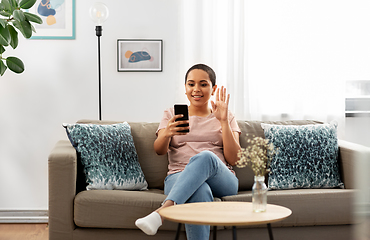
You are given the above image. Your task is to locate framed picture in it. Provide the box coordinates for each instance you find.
[28,0,76,39]
[117,39,163,72]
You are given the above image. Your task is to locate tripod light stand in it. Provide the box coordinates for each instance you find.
[89,2,109,120]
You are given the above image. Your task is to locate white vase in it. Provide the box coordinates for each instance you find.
[252,175,267,212]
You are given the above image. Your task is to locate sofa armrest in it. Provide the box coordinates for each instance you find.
[338,140,370,189]
[48,140,77,240]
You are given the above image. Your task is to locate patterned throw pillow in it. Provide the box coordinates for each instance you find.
[64,122,148,190]
[261,122,344,190]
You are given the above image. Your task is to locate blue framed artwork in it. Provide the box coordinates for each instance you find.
[28,0,76,40]
[117,39,163,72]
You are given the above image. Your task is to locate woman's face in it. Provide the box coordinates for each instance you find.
[185,69,217,108]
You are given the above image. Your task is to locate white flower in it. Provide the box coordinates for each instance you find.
[236,135,278,176]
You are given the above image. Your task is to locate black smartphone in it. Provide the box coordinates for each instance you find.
[174,104,189,133]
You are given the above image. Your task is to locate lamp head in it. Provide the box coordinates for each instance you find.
[89,2,109,26]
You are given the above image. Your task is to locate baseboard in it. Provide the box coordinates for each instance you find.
[0,210,48,223]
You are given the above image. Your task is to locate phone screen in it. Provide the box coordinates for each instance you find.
[174,104,190,132]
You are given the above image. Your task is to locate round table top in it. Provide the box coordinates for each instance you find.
[158,201,292,226]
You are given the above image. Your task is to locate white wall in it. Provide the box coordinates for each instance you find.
[0,0,180,210]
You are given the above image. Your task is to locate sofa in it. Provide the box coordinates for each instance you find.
[48,119,367,240]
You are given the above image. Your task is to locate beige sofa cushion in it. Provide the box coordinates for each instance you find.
[222,188,355,227]
[128,122,168,189]
[74,190,219,231]
[74,188,354,230]
[74,189,168,229]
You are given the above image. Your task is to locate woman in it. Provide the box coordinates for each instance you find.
[135,64,241,240]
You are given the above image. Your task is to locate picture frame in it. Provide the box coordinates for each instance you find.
[28,0,76,40]
[117,39,163,72]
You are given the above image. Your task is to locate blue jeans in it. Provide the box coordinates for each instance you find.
[164,151,239,240]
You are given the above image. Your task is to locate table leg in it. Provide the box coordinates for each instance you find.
[232,226,237,240]
[213,226,217,240]
[267,223,274,240]
[174,223,182,240]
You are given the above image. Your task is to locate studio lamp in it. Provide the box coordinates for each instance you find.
[89,2,109,120]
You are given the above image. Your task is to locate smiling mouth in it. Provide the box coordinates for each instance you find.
[192,95,203,99]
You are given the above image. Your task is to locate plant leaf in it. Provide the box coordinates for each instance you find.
[9,0,19,9]
[0,59,7,76]
[0,45,5,54]
[12,20,32,38]
[0,11,12,17]
[19,0,36,9]
[24,12,42,24]
[30,23,35,33]
[0,19,6,28]
[2,0,12,12]
[8,25,18,49]
[6,56,24,73]
[0,25,10,46]
[13,9,25,22]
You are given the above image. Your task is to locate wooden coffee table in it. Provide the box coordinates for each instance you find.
[158,201,292,240]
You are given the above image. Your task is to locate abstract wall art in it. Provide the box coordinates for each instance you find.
[28,0,76,39]
[117,39,162,72]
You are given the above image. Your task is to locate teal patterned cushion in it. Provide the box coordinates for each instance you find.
[64,122,148,190]
[261,122,344,190]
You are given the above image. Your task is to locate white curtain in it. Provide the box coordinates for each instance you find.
[177,0,249,119]
[177,0,362,139]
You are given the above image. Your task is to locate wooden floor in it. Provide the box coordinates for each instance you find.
[0,224,48,240]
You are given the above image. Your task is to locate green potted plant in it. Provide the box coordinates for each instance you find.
[0,0,42,76]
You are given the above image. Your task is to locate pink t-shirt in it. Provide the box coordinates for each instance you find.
[157,108,241,175]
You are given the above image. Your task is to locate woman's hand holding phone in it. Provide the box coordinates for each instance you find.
[154,114,189,155]
[164,115,190,137]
